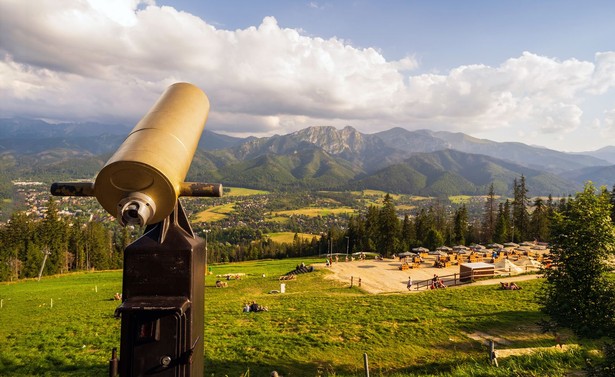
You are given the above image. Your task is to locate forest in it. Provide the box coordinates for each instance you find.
[1,176,614,282]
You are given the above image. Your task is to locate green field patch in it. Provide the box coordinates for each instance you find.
[449,195,474,204]
[265,232,320,244]
[272,206,355,217]
[0,261,599,377]
[224,186,269,196]
[449,195,499,204]
[194,202,235,222]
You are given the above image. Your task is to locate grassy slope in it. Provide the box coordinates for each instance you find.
[266,232,320,243]
[0,259,595,376]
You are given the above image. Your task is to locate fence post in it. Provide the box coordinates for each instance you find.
[489,340,498,367]
[364,353,370,377]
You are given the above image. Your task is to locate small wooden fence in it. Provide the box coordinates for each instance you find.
[413,273,466,290]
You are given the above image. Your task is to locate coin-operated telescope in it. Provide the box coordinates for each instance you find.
[51,82,221,377]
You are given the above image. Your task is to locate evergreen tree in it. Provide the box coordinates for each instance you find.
[85,222,112,270]
[541,182,615,338]
[610,184,615,223]
[482,183,497,243]
[415,208,433,244]
[364,205,379,252]
[452,204,468,245]
[37,197,69,274]
[529,197,550,242]
[493,202,509,244]
[424,228,444,251]
[378,194,399,256]
[400,214,415,251]
[2,211,34,279]
[512,176,530,242]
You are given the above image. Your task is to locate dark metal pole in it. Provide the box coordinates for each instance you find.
[109,348,118,377]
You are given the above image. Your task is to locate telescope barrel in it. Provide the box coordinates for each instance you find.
[180,182,223,197]
[50,182,95,197]
[50,82,222,226]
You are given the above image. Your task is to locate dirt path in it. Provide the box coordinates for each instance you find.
[320,258,541,294]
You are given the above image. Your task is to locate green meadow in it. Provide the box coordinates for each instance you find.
[195,202,236,222]
[265,232,320,243]
[0,258,602,376]
[271,207,356,217]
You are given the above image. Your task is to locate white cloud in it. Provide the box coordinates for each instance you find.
[0,0,614,151]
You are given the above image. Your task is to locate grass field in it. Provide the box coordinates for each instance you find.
[194,202,236,222]
[265,232,320,244]
[0,258,603,376]
[271,206,356,217]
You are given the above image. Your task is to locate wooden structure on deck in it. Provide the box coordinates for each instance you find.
[460,262,495,282]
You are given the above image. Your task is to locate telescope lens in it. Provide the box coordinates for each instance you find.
[125,206,139,220]
[117,195,155,227]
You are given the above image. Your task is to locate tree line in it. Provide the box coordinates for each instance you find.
[0,197,136,281]
[343,177,569,257]
[2,178,614,281]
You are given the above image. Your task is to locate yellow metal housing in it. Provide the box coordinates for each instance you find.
[94,82,210,225]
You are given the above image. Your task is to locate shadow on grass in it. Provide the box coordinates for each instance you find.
[204,357,364,377]
[0,357,108,377]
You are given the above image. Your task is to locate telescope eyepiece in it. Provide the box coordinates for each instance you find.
[118,193,156,227]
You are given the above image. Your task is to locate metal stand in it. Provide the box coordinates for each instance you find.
[112,201,204,376]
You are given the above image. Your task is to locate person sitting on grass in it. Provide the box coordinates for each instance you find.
[500,282,522,290]
[437,278,446,288]
[509,282,521,290]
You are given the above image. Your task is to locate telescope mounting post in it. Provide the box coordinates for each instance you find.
[113,200,205,377]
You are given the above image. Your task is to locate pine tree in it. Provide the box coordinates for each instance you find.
[2,211,34,279]
[414,208,429,245]
[400,214,415,251]
[482,183,497,243]
[512,176,530,242]
[493,201,510,244]
[37,197,69,274]
[452,204,468,245]
[424,228,444,250]
[378,194,400,257]
[529,197,550,242]
[364,205,379,252]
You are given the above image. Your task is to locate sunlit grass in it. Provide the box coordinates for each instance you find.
[194,202,236,222]
[271,206,356,217]
[0,259,603,376]
[265,232,320,244]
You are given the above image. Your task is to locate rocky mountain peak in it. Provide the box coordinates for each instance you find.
[290,125,366,155]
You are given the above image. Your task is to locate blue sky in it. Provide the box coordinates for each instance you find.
[1,0,614,152]
[161,0,612,69]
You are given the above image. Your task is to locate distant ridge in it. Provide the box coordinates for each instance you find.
[1,118,612,195]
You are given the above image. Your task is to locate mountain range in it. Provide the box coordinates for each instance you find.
[1,118,613,197]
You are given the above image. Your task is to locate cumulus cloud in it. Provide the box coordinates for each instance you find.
[0,0,613,150]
